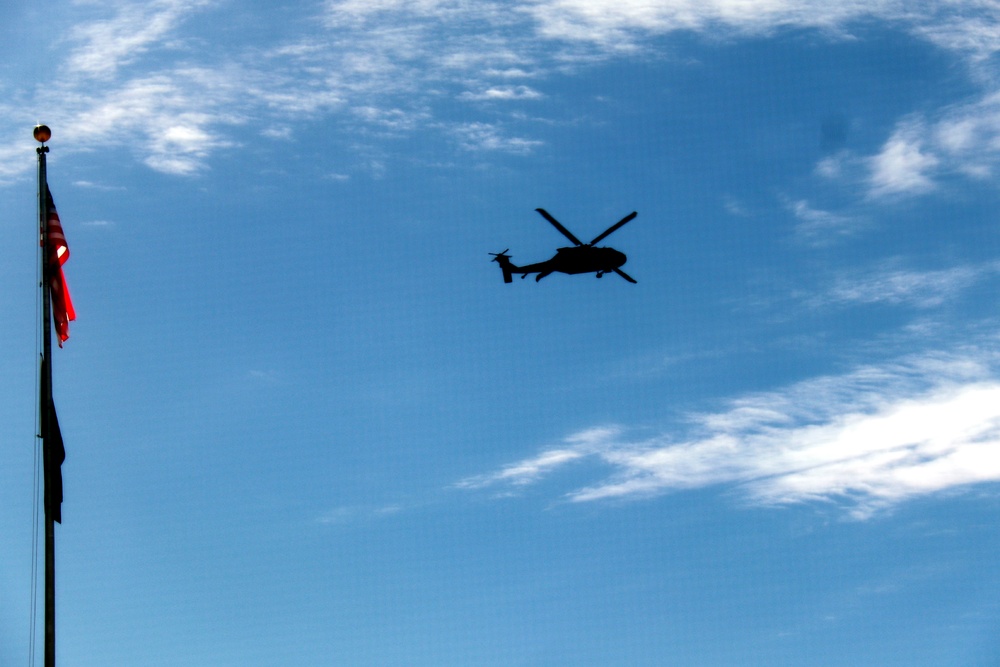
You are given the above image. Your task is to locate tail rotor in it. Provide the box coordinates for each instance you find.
[490,249,514,283]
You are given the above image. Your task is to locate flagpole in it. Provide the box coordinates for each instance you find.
[35,123,56,667]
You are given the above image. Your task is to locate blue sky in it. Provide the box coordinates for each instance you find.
[2,0,1000,664]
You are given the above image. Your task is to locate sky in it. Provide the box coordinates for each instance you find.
[2,0,1000,665]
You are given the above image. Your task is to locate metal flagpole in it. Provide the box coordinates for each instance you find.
[35,123,56,667]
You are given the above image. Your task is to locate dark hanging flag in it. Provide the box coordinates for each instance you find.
[43,187,75,346]
[40,361,66,524]
[43,400,66,524]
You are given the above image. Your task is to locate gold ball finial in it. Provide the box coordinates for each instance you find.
[33,125,52,143]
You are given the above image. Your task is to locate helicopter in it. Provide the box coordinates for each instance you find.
[491,208,637,283]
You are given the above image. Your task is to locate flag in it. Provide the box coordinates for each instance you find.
[42,399,66,524]
[43,187,75,346]
[40,360,66,524]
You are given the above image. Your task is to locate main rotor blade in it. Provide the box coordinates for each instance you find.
[535,208,584,246]
[589,211,637,246]
[613,268,637,284]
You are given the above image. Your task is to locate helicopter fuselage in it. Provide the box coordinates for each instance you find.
[504,246,627,281]
[539,246,626,274]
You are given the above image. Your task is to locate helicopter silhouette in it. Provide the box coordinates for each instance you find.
[491,208,637,283]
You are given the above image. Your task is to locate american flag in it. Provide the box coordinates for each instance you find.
[44,187,75,346]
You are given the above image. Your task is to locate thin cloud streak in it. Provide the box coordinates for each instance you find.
[457,448,586,489]
[451,121,544,153]
[786,198,864,245]
[459,85,544,101]
[457,426,619,489]
[814,261,997,309]
[317,503,403,525]
[461,352,1000,518]
[66,0,213,79]
[527,0,904,44]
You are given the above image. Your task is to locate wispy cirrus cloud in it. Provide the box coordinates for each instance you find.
[810,260,999,310]
[6,0,1000,179]
[451,121,544,153]
[786,198,864,245]
[911,7,1000,63]
[459,85,544,101]
[460,351,1000,518]
[317,503,403,525]
[457,427,615,490]
[66,0,213,78]
[526,0,904,44]
[51,67,243,175]
[1,0,548,177]
[458,448,586,490]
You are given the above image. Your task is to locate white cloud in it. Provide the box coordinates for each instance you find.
[815,150,857,180]
[863,91,1000,197]
[868,119,940,197]
[0,140,39,181]
[49,68,241,176]
[5,0,1000,178]
[820,262,993,309]
[459,85,544,101]
[723,195,751,217]
[260,126,293,140]
[451,121,544,153]
[462,352,1000,518]
[318,503,404,525]
[73,180,126,190]
[526,0,903,44]
[353,106,428,131]
[66,0,212,78]
[912,10,1000,63]
[458,448,587,489]
[787,198,862,244]
[457,426,620,488]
